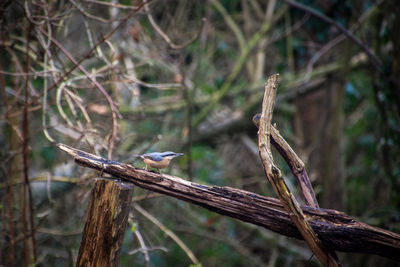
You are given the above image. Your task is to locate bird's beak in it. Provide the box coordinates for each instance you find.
[174,153,184,158]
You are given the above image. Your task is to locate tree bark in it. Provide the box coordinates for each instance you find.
[77,179,134,267]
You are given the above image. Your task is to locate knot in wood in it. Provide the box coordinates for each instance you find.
[271,166,281,177]
[294,161,304,173]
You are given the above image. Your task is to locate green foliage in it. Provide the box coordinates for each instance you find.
[192,145,225,185]
[40,146,57,167]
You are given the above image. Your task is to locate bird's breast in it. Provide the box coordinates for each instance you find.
[144,158,170,169]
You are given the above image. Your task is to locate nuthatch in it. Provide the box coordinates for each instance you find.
[138,152,184,173]
[252,113,261,128]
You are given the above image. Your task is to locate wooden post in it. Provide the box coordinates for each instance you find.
[77,179,134,267]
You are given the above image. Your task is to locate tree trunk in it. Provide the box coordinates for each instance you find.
[77,179,134,267]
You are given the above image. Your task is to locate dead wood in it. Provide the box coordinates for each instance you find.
[57,143,400,261]
[77,179,134,267]
[257,74,340,266]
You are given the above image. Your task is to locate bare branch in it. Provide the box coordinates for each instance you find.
[144,0,206,50]
[253,114,318,208]
[257,74,340,266]
[38,28,120,159]
[283,0,382,69]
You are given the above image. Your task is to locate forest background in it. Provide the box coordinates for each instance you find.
[1,0,399,266]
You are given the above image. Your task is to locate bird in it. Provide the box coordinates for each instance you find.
[138,151,184,173]
[252,113,261,128]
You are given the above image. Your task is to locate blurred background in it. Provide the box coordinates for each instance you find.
[1,0,399,266]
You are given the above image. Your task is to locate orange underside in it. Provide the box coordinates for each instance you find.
[144,158,171,169]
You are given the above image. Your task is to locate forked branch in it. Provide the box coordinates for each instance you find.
[257,74,340,266]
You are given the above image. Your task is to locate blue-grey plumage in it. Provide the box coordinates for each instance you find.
[139,151,184,173]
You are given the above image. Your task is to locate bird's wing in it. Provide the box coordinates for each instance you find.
[144,153,164,161]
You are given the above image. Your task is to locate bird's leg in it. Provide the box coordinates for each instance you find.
[157,169,161,174]
[99,163,105,177]
[145,165,148,171]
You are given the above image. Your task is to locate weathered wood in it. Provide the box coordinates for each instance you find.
[253,113,319,208]
[77,179,134,267]
[57,143,400,261]
[257,74,340,266]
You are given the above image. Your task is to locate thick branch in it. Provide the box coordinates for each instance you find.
[77,179,134,267]
[57,143,400,261]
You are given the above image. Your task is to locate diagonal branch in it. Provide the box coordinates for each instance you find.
[144,0,206,50]
[257,74,340,266]
[283,0,382,69]
[253,114,318,208]
[56,143,400,261]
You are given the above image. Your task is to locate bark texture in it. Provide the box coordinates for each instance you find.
[77,179,134,267]
[257,74,340,266]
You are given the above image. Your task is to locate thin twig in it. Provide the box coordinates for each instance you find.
[0,175,80,190]
[211,0,245,51]
[84,0,140,10]
[144,0,206,50]
[27,1,147,108]
[193,6,287,127]
[133,204,200,265]
[133,227,150,265]
[283,0,382,69]
[71,0,130,23]
[38,28,120,159]
[0,64,15,267]
[0,70,59,76]
[128,246,168,255]
[22,21,37,265]
[180,69,194,180]
[40,6,56,143]
[304,0,383,81]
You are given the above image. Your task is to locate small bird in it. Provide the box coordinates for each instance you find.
[252,113,261,128]
[138,151,184,173]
